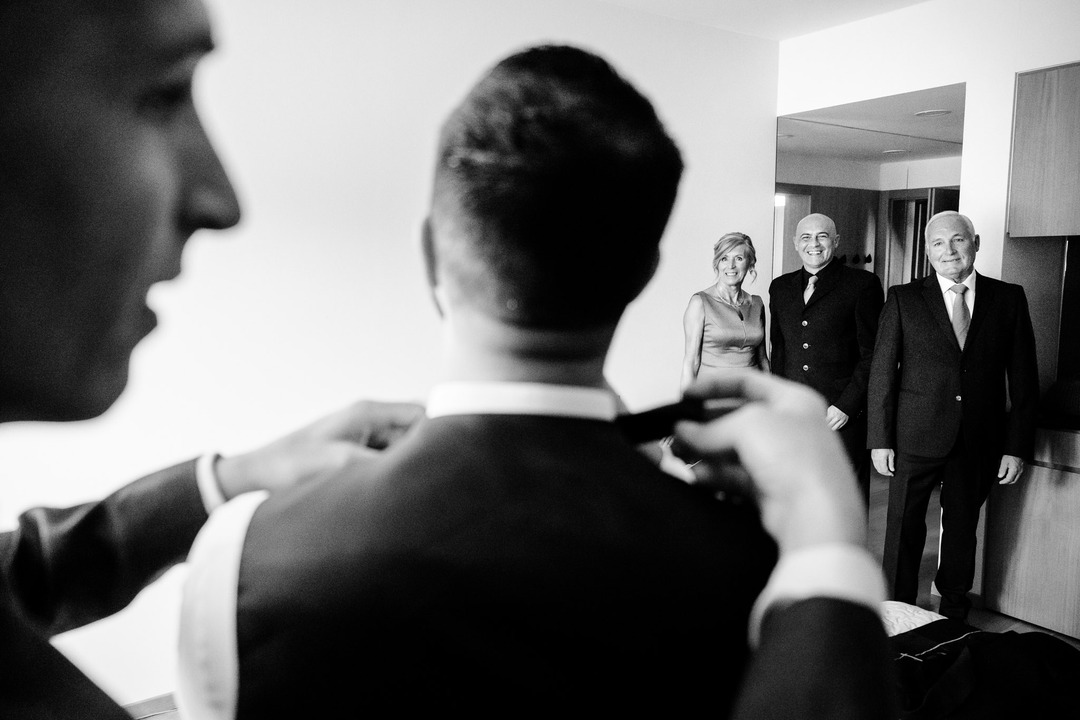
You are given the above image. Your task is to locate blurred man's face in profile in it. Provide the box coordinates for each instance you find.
[0,0,241,422]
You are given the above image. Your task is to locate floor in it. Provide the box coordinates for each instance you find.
[866,471,1080,651]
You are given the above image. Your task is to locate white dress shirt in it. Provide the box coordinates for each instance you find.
[176,381,884,719]
[936,270,976,321]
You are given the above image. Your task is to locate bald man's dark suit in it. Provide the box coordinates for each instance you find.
[769,260,884,498]
[868,273,1038,615]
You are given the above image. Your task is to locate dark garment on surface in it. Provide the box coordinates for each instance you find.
[891,618,1080,719]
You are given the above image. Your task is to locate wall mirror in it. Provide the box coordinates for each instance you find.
[773,83,966,290]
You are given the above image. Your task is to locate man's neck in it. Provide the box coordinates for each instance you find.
[803,259,834,275]
[439,308,612,388]
[937,269,975,285]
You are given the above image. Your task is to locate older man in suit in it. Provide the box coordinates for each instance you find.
[769,213,884,503]
[869,211,1039,621]
[178,45,895,719]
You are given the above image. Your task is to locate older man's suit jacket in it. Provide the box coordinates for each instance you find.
[769,262,883,419]
[0,460,205,719]
[867,273,1039,462]
[234,414,896,718]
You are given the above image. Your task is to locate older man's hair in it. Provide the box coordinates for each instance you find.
[429,45,683,329]
[926,210,976,237]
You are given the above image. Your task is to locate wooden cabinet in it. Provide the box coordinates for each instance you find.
[983,428,1080,639]
[1007,62,1080,237]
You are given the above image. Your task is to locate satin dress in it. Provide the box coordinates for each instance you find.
[695,290,767,379]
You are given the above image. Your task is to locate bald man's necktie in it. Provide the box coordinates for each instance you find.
[803,274,818,304]
[951,284,970,349]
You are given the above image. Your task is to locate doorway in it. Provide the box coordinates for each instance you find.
[879,186,960,290]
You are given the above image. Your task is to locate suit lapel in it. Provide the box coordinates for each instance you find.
[966,272,993,349]
[922,275,962,353]
[780,270,803,309]
[804,262,840,309]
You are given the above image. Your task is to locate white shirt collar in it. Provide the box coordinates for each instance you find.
[935,270,976,296]
[426,381,618,421]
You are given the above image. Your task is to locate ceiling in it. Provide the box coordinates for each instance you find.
[596,0,933,41]
[778,83,966,162]
[598,0,965,163]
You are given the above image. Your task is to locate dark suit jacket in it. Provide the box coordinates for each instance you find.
[234,415,896,718]
[0,460,205,719]
[770,261,884,419]
[867,273,1039,461]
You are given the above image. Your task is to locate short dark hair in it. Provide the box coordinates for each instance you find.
[429,44,683,329]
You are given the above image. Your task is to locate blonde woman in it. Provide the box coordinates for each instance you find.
[681,232,769,390]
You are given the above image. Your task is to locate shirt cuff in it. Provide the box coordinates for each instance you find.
[748,543,885,647]
[177,490,268,720]
[196,453,229,514]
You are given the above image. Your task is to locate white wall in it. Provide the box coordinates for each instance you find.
[0,0,779,703]
[777,153,961,192]
[778,0,1080,280]
[879,156,962,191]
[777,153,882,189]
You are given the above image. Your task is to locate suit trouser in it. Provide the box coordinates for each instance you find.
[838,412,870,507]
[882,435,995,612]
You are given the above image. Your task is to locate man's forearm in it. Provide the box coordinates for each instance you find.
[0,460,205,636]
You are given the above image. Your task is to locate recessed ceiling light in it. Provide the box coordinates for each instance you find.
[776,133,794,138]
[914,109,952,118]
[882,149,908,155]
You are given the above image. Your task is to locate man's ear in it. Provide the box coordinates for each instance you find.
[421,218,445,318]
[421,217,438,289]
[973,233,981,252]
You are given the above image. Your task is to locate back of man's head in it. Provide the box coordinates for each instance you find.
[428,45,683,330]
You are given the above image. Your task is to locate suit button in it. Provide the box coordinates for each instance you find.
[801,320,808,327]
[803,365,810,371]
[955,395,962,401]
[802,343,809,349]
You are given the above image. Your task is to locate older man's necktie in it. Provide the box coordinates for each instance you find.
[951,284,969,349]
[803,274,818,304]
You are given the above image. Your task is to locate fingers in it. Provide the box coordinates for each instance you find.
[676,399,865,551]
[997,456,1024,485]
[870,449,894,477]
[825,405,849,431]
[672,414,738,463]
[683,371,827,418]
[675,415,756,498]
[690,455,755,497]
[321,400,425,447]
